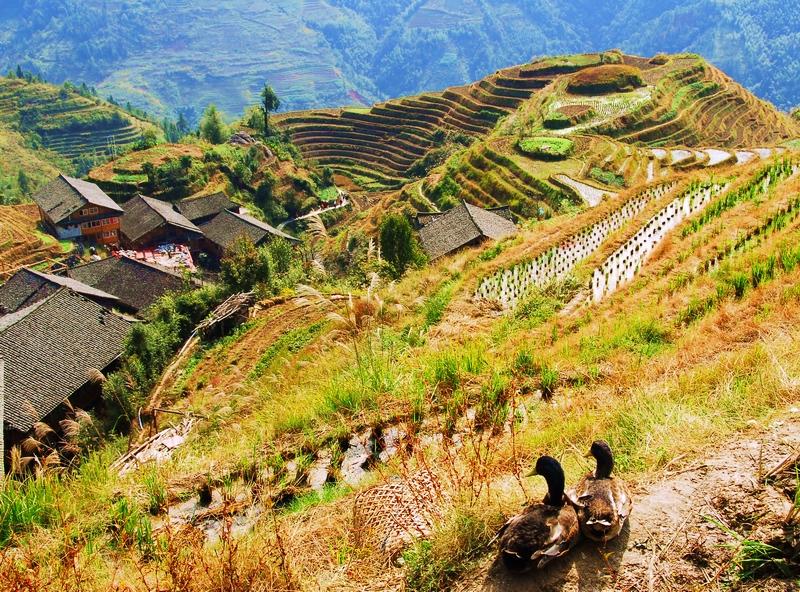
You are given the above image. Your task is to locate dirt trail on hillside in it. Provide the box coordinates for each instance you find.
[459,414,800,592]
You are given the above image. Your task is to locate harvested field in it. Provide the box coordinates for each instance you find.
[0,204,68,277]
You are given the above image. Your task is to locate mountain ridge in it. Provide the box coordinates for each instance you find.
[1,0,798,119]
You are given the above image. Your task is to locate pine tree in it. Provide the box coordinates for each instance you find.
[15,65,23,79]
[200,105,226,144]
[176,112,190,137]
[260,84,281,136]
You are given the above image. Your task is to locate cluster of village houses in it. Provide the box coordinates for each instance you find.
[0,174,300,467]
[0,173,520,471]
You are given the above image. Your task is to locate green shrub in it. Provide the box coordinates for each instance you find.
[517,136,574,160]
[379,213,425,278]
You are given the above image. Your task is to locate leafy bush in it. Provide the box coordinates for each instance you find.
[429,173,460,210]
[379,213,425,277]
[220,237,273,292]
[517,136,574,160]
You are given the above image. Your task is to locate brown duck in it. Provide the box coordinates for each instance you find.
[497,456,580,571]
[568,440,632,543]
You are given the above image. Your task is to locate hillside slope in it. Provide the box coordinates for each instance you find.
[6,151,800,591]
[0,123,62,204]
[1,0,798,116]
[0,76,155,170]
[277,52,799,201]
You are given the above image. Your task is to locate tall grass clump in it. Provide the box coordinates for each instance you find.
[0,477,58,547]
[108,496,155,557]
[421,277,459,329]
[403,510,499,592]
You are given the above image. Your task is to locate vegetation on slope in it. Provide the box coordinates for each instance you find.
[567,64,644,95]
[2,153,800,590]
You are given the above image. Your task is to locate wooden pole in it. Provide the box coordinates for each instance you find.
[0,359,4,479]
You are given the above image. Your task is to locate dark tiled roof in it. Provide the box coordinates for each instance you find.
[465,203,518,239]
[418,201,517,260]
[199,209,300,252]
[120,195,202,243]
[67,256,187,312]
[177,192,237,223]
[0,289,132,432]
[0,268,119,315]
[31,174,123,224]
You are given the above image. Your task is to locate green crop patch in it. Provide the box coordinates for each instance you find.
[517,137,574,160]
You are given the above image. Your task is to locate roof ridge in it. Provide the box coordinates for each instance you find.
[59,173,89,208]
[460,200,482,235]
[25,267,120,301]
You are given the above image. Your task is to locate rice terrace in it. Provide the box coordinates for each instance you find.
[1,2,800,591]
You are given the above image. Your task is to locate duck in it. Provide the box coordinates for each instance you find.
[497,455,580,572]
[568,440,632,543]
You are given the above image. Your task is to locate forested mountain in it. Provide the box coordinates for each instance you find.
[0,0,797,119]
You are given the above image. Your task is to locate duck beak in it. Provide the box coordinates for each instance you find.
[584,451,593,459]
[524,468,538,477]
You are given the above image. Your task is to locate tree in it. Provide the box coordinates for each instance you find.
[176,112,190,137]
[220,236,272,292]
[200,104,226,144]
[16,170,30,196]
[321,166,335,188]
[134,128,159,150]
[15,65,23,79]
[260,84,281,136]
[379,213,421,277]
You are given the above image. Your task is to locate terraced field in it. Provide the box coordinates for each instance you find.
[0,204,69,277]
[278,53,799,199]
[275,56,601,190]
[0,78,154,163]
[609,61,799,148]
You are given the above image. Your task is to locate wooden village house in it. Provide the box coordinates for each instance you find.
[119,194,203,250]
[32,174,124,246]
[0,267,121,315]
[198,209,300,261]
[416,200,518,261]
[177,192,240,225]
[0,288,131,466]
[67,255,191,314]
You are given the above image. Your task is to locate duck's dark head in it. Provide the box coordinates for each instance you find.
[529,455,565,506]
[587,440,614,479]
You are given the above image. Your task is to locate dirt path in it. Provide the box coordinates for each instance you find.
[460,412,800,592]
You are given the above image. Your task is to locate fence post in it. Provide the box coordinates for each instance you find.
[0,358,4,479]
